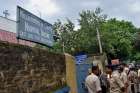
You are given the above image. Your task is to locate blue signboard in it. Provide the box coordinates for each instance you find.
[17,6,54,47]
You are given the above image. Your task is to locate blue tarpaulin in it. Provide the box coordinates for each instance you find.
[75,55,87,64]
[74,52,87,64]
[54,87,70,93]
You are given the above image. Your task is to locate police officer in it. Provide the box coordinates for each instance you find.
[138,69,140,93]
[128,66,138,93]
[119,63,129,93]
[107,65,125,93]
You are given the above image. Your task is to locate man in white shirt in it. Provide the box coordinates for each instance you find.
[85,65,102,93]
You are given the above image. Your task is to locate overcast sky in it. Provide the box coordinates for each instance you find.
[0,0,140,29]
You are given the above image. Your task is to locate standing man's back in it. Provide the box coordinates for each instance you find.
[85,66,102,93]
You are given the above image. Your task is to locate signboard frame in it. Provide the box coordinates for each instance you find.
[16,6,54,47]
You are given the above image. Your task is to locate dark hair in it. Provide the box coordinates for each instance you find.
[92,66,98,71]
[106,65,113,70]
[121,63,127,66]
[106,65,119,71]
[119,66,124,72]
[130,67,135,71]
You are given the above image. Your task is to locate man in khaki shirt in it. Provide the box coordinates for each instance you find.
[120,63,128,85]
[119,63,129,93]
[138,69,140,93]
[128,67,138,93]
[107,65,125,93]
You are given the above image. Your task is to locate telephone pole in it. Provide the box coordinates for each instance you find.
[96,27,103,54]
[62,41,65,53]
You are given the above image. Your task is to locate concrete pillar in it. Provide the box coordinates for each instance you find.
[65,53,78,93]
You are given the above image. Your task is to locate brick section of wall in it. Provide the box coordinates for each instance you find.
[0,41,66,93]
[0,29,35,47]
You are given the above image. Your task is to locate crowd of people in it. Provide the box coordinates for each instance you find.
[85,63,140,93]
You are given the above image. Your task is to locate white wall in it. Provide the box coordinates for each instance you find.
[0,16,16,33]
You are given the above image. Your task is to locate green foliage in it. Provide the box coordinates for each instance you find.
[101,18,137,60]
[52,19,76,54]
[74,8,107,54]
[134,32,140,51]
[36,7,140,61]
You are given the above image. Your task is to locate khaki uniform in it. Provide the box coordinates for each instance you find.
[120,71,127,84]
[120,71,128,93]
[138,69,140,92]
[128,70,138,93]
[109,71,124,93]
[138,69,140,77]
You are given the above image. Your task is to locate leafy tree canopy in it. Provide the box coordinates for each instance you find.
[37,7,140,61]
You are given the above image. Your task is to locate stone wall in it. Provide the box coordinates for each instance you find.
[0,41,66,93]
